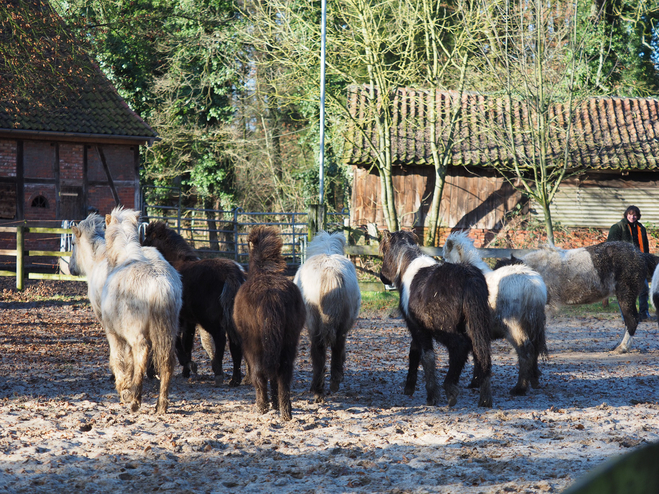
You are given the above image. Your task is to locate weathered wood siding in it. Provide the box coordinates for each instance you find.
[351,165,521,230]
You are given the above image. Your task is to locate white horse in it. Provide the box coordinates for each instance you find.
[101,207,182,414]
[294,231,361,401]
[443,232,548,395]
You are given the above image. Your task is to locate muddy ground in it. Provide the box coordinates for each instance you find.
[1,279,658,493]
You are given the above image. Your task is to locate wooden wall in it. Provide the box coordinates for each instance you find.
[350,164,522,231]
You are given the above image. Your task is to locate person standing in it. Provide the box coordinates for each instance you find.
[607,205,652,320]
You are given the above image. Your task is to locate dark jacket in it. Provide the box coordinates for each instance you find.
[607,218,649,252]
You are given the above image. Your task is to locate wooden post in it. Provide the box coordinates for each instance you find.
[308,204,326,240]
[16,225,24,291]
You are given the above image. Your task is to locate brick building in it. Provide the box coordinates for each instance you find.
[0,0,157,226]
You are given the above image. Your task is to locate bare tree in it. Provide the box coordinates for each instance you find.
[475,0,594,245]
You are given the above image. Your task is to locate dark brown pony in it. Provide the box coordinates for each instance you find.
[233,226,306,421]
[142,221,246,386]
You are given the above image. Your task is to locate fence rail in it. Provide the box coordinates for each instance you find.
[1,213,532,290]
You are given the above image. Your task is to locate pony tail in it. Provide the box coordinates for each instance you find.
[220,270,243,340]
[262,316,284,372]
[149,278,181,381]
[462,275,492,374]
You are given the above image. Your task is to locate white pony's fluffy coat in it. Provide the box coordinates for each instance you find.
[102,207,182,413]
[443,231,548,395]
[294,231,361,399]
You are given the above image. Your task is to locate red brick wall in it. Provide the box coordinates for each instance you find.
[24,184,57,221]
[0,139,16,177]
[59,143,84,185]
[88,186,136,216]
[23,141,55,179]
[433,227,659,253]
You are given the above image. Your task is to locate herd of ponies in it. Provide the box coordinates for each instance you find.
[68,207,659,418]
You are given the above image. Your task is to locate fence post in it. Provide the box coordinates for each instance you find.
[233,207,240,262]
[308,204,325,240]
[16,225,24,291]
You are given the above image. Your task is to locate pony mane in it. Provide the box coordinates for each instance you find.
[247,226,286,274]
[306,231,346,258]
[143,221,199,263]
[380,230,428,285]
[72,212,107,262]
[105,207,144,266]
[443,231,490,272]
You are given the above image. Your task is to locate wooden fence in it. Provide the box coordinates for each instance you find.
[0,226,85,290]
[0,220,532,291]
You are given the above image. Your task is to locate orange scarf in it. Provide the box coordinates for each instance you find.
[628,223,645,252]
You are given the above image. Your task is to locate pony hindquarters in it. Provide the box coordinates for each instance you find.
[295,250,361,401]
[103,209,182,414]
[488,266,548,395]
[234,226,306,421]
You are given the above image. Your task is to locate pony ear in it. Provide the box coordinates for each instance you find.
[71,225,81,238]
[445,238,453,252]
[105,214,111,226]
[382,230,391,242]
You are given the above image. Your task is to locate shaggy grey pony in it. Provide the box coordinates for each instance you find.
[496,241,658,354]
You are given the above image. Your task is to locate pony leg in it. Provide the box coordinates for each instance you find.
[208,326,227,387]
[227,333,243,387]
[270,379,279,411]
[125,334,150,413]
[106,332,130,400]
[277,358,295,421]
[156,353,174,415]
[469,339,493,408]
[329,331,348,393]
[177,320,197,378]
[404,338,421,396]
[615,294,639,353]
[444,338,470,407]
[310,334,327,402]
[510,339,534,396]
[253,371,269,415]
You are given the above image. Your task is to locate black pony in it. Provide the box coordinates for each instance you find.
[380,230,493,407]
[495,241,659,353]
[233,226,306,421]
[142,221,246,386]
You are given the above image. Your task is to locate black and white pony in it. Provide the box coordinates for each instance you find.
[294,231,361,402]
[496,241,659,353]
[443,232,547,395]
[379,230,493,407]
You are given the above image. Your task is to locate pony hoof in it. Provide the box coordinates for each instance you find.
[330,381,340,393]
[612,345,629,354]
[189,362,198,374]
[478,397,493,408]
[129,401,141,413]
[468,379,480,389]
[182,368,191,379]
[228,377,241,387]
[213,376,223,387]
[313,394,325,404]
[403,385,415,396]
[510,386,527,396]
[426,395,440,406]
[156,401,169,414]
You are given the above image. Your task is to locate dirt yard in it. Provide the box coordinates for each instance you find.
[1,279,658,494]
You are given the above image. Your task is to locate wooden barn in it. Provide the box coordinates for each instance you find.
[0,0,157,227]
[344,87,659,245]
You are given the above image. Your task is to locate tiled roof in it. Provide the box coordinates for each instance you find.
[0,0,157,140]
[344,86,659,171]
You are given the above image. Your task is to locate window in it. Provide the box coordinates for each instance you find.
[31,195,48,208]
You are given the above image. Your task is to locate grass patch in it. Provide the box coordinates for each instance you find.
[361,290,399,312]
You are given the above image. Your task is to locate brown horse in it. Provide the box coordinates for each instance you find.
[142,222,246,386]
[233,226,306,421]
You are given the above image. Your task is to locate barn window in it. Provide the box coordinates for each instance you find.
[31,195,48,208]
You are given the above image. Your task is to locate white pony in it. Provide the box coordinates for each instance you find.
[443,232,548,395]
[294,231,361,401]
[69,213,108,322]
[101,207,182,414]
